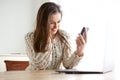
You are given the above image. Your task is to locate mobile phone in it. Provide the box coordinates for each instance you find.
[80,27,89,36]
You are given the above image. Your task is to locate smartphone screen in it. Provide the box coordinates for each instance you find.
[81,27,89,36]
[81,27,85,36]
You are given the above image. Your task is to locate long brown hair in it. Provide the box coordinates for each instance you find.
[33,2,70,53]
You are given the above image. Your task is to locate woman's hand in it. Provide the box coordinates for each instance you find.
[75,28,87,57]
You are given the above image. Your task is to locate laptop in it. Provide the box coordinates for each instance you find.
[56,53,113,74]
[56,48,113,74]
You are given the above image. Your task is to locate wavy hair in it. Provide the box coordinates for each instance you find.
[33,2,70,53]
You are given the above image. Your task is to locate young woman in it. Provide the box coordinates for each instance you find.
[25,2,87,71]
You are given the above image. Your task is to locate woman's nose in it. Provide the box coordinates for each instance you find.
[54,23,58,28]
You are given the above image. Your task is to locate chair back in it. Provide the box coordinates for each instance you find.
[4,60,29,71]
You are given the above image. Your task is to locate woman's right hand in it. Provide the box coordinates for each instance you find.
[75,28,87,57]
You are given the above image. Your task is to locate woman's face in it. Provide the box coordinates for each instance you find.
[48,12,61,37]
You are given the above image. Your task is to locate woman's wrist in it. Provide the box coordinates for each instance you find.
[75,51,84,57]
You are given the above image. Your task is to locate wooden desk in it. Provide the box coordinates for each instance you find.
[0,70,114,80]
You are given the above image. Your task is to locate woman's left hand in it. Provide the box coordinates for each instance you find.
[75,29,87,57]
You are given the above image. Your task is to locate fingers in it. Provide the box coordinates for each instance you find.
[78,34,86,44]
[76,35,85,54]
[83,28,87,43]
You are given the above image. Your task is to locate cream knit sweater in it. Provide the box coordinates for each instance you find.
[25,30,82,71]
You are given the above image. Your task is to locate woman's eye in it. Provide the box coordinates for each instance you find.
[50,22,54,24]
[49,22,54,24]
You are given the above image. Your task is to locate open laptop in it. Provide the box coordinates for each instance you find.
[56,57,113,74]
[56,52,113,74]
[56,47,114,74]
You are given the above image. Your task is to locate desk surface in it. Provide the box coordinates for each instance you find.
[0,70,114,80]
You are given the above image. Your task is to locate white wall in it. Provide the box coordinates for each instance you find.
[0,0,50,72]
[0,0,49,54]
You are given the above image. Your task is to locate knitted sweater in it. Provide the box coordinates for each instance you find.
[25,30,82,71]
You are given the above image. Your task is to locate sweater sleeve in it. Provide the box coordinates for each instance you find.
[25,32,52,70]
[61,30,83,69]
[63,51,83,69]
